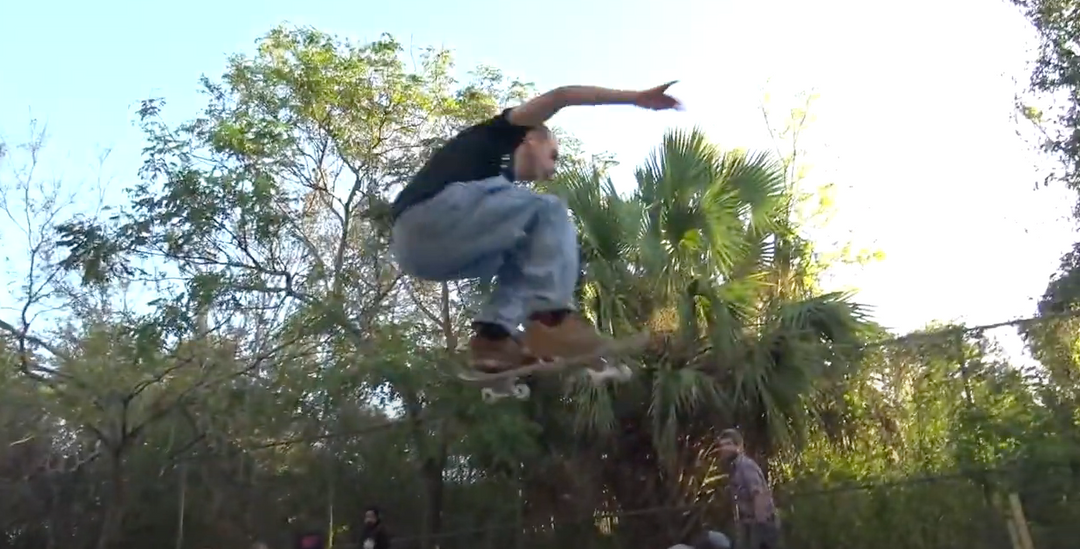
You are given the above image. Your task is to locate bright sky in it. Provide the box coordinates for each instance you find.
[1,0,1076,355]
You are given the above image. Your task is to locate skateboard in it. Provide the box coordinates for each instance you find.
[457,332,650,403]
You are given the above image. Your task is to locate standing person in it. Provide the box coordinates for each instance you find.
[717,429,781,549]
[358,506,390,549]
[390,82,682,375]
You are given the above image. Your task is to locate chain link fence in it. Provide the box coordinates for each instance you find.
[373,467,1079,549]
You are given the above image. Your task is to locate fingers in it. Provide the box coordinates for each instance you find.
[651,96,682,111]
[650,81,682,110]
[636,81,683,110]
[656,80,678,92]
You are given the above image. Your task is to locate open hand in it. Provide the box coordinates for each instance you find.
[634,81,683,111]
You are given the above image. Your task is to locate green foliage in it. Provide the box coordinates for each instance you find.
[1012,0,1080,196]
[1012,3,1080,545]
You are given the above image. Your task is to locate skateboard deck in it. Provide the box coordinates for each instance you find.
[458,331,650,403]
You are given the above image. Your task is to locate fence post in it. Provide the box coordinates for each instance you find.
[1005,517,1021,549]
[992,493,1020,549]
[1007,493,1035,549]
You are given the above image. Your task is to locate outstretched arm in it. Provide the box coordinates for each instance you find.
[507,81,681,127]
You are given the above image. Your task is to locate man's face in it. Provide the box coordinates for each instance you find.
[514,131,559,182]
[364,510,377,525]
[718,437,740,460]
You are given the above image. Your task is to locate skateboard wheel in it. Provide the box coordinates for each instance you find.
[481,388,501,403]
[511,383,531,399]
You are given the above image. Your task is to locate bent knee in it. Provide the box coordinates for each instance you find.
[389,232,423,277]
[534,192,570,218]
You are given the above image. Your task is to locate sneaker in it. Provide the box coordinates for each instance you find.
[525,315,632,382]
[468,335,536,373]
[523,313,611,366]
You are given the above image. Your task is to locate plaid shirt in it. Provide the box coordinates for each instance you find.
[728,453,776,523]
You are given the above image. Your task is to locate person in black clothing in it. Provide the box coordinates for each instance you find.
[358,506,390,549]
[390,81,681,374]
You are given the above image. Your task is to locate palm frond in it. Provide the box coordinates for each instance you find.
[560,130,873,466]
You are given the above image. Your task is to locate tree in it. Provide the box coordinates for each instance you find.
[536,125,870,546]
[49,25,547,549]
[0,120,310,549]
[1012,2,1080,543]
[1012,0,1080,198]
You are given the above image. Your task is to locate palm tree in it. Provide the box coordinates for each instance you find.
[540,128,870,544]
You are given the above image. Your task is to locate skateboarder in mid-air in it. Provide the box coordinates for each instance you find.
[390,82,682,375]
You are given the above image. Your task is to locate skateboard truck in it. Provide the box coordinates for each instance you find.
[460,332,648,403]
[474,360,632,403]
[480,382,531,403]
